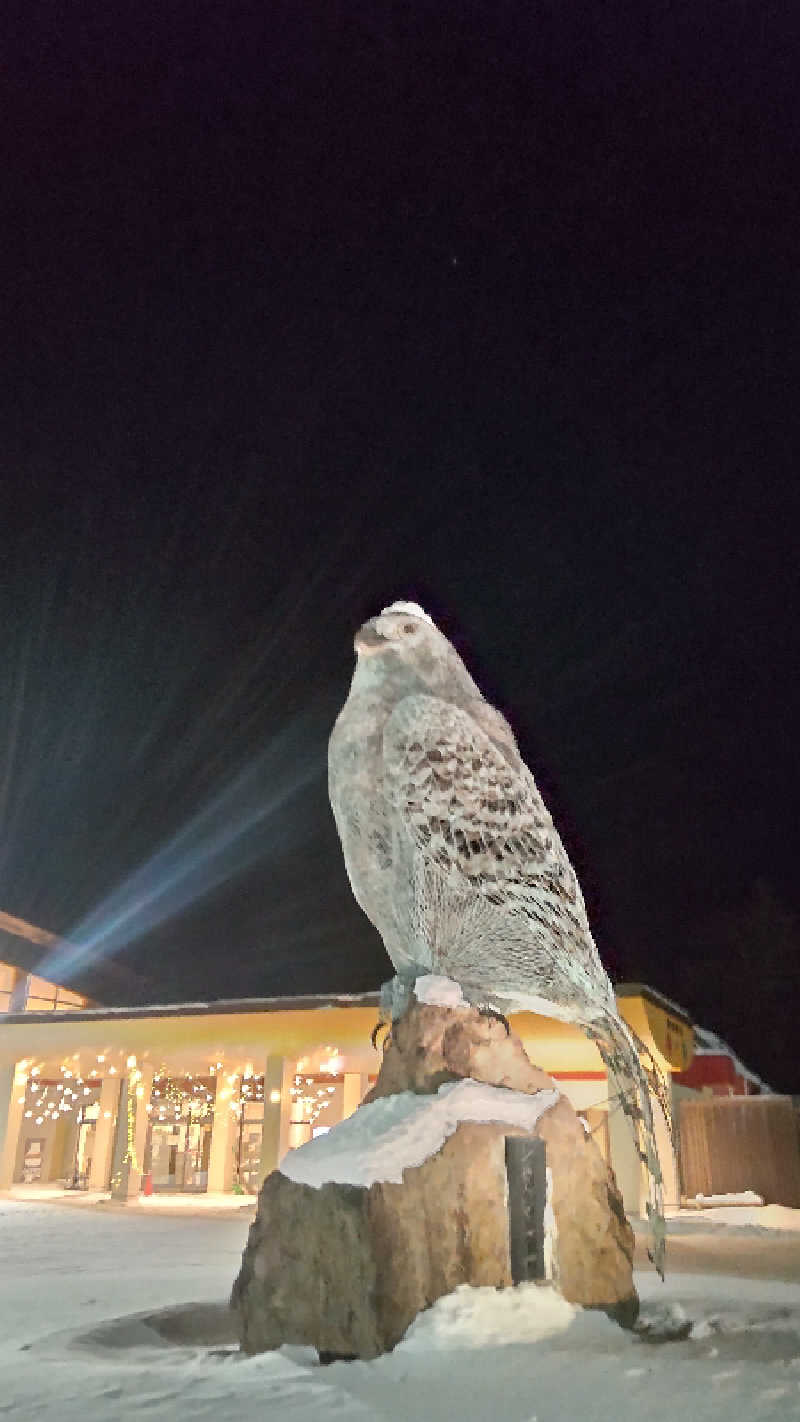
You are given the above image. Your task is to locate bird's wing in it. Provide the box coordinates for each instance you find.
[383,693,591,936]
[465,698,520,767]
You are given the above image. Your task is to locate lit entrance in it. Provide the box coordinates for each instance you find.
[144,1073,216,1191]
[71,1102,99,1187]
[146,1118,212,1191]
[235,1102,265,1193]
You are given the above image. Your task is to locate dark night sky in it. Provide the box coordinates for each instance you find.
[2,3,799,1088]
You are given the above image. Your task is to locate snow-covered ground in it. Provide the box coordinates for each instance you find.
[2,1197,800,1420]
[672,1203,800,1232]
[4,1182,256,1210]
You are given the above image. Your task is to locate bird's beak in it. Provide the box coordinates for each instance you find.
[354,623,388,657]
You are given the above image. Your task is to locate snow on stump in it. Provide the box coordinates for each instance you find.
[231,997,638,1359]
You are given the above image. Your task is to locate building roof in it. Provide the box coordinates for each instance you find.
[5,980,685,1031]
[0,909,147,1005]
[0,908,59,952]
[613,980,693,1025]
[692,1024,771,1092]
[0,989,382,1026]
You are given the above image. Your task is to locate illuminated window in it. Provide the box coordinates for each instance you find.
[0,962,18,1012]
[0,963,88,1013]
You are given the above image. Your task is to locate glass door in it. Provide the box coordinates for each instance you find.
[147,1119,212,1190]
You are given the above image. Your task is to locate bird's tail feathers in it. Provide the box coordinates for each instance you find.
[590,1011,669,1280]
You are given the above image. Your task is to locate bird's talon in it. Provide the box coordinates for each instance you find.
[477,1005,511,1035]
[371,1022,391,1052]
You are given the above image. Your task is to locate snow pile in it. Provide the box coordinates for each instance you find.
[681,1204,800,1231]
[381,600,436,625]
[398,1281,576,1351]
[413,973,467,1007]
[690,1192,765,1208]
[280,1079,560,1189]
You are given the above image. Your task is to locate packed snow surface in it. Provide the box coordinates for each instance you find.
[279,1078,561,1188]
[4,1183,255,1210]
[2,1198,800,1419]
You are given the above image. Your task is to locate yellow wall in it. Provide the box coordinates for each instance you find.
[0,1004,380,1075]
[0,1002,605,1081]
[0,990,696,1205]
[613,993,694,1211]
[513,1012,605,1076]
[618,993,694,1074]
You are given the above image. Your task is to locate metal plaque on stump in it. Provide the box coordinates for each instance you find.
[505,1136,547,1284]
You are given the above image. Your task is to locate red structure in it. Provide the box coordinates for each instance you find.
[673,1026,768,1097]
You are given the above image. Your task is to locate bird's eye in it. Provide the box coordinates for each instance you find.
[402,622,417,635]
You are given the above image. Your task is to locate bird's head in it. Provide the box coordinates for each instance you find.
[354,601,436,656]
[353,601,480,700]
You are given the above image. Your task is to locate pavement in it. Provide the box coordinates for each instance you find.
[636,1227,800,1282]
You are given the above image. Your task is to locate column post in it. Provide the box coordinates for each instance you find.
[89,1075,122,1190]
[111,1062,154,1200]
[207,1075,239,1193]
[606,1069,647,1216]
[8,974,29,1013]
[0,1063,27,1190]
[258,1055,294,1184]
[342,1071,368,1120]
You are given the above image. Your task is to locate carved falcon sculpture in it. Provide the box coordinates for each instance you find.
[329,600,668,1274]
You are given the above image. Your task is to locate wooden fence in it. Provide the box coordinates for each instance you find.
[679,1094,800,1206]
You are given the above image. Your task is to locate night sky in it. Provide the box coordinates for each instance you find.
[3,3,799,1089]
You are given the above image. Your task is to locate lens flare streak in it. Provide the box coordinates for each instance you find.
[42,715,324,982]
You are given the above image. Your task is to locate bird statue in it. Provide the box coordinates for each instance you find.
[329,600,669,1276]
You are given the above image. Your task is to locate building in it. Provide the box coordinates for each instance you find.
[0,910,93,1015]
[673,1025,769,1096]
[0,913,701,1216]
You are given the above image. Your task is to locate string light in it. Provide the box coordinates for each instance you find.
[123,1063,141,1173]
[18,1050,349,1194]
[17,1065,104,1130]
[289,1072,337,1128]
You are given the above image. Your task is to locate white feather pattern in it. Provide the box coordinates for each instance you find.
[329,604,668,1275]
